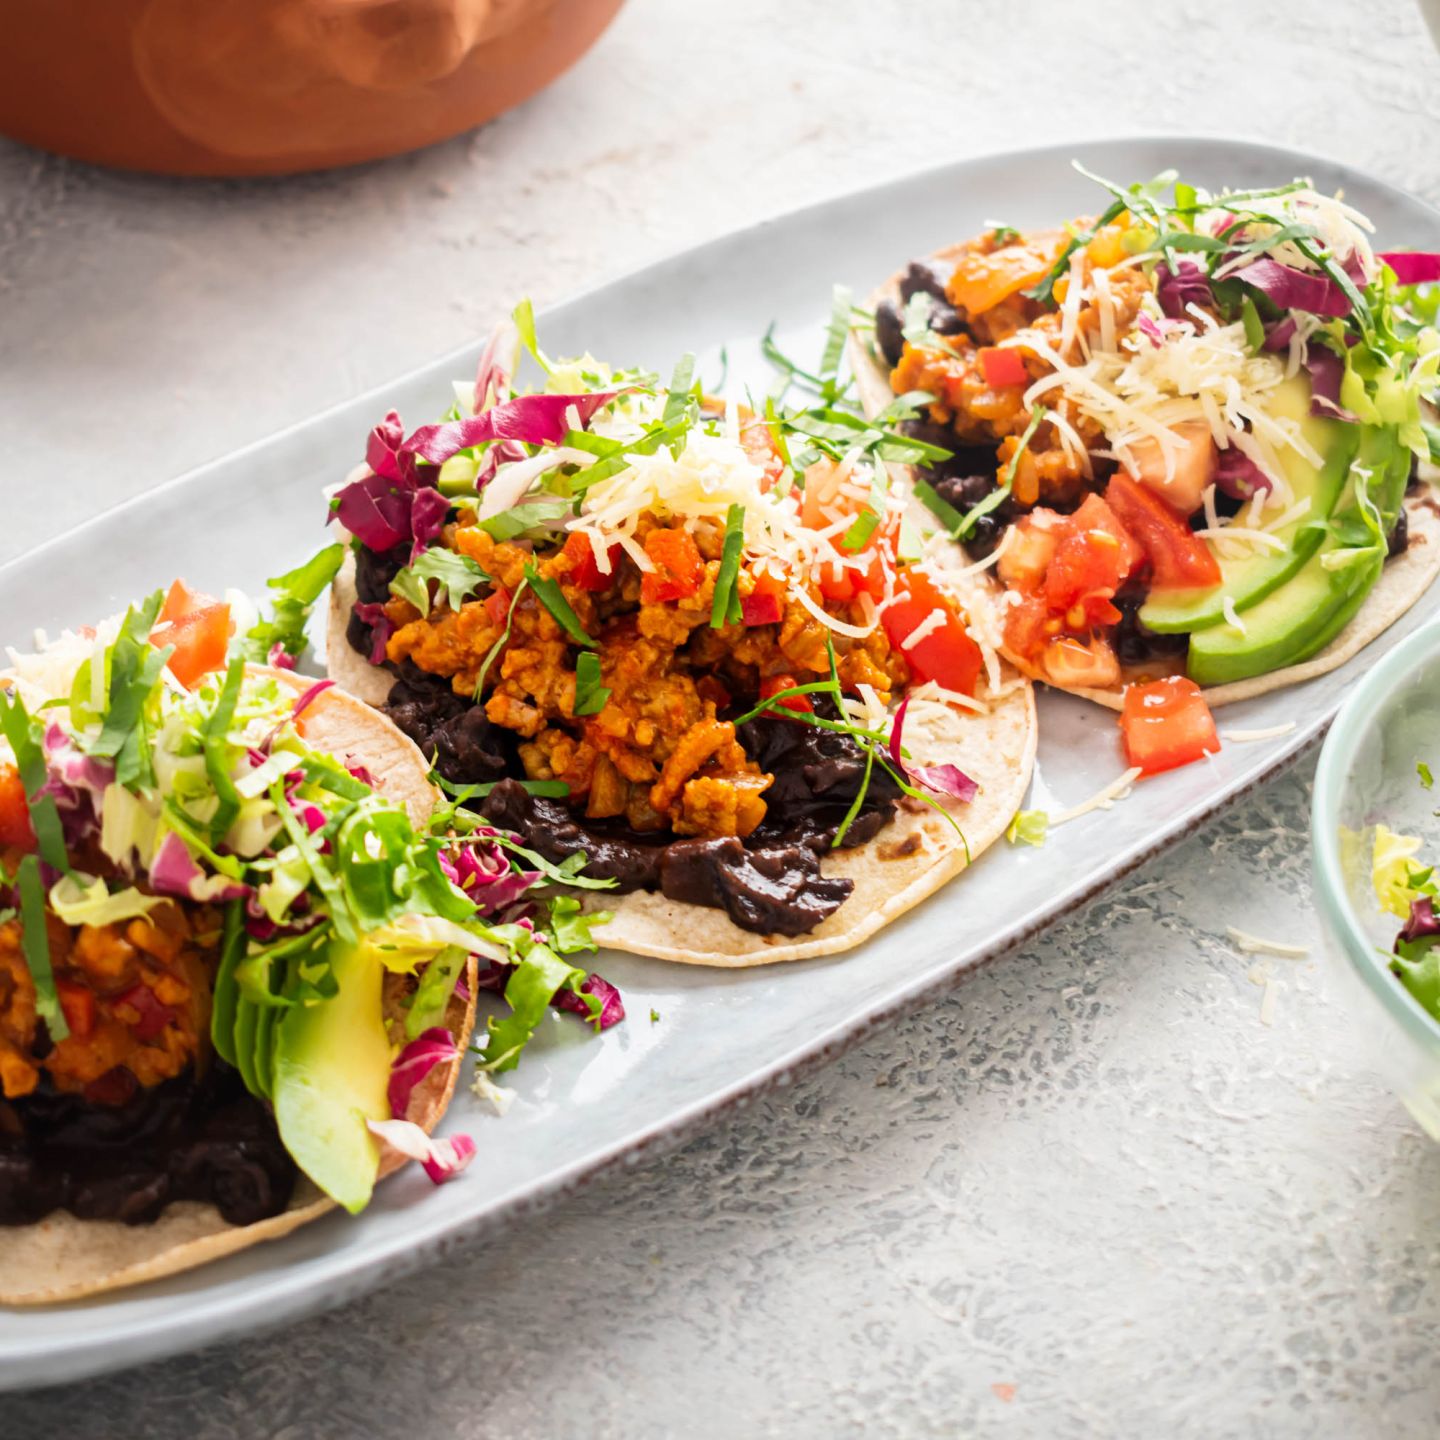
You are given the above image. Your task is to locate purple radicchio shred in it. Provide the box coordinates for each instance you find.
[440,841,540,916]
[1231,256,1352,318]
[552,972,626,1031]
[387,1027,460,1118]
[352,601,395,665]
[1155,260,1213,320]
[1213,446,1273,501]
[1261,315,1297,353]
[1401,895,1440,943]
[1379,250,1440,285]
[886,697,979,802]
[1304,343,1361,422]
[290,677,334,720]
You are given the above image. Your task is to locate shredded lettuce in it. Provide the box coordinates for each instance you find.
[48,873,167,928]
[241,544,346,665]
[1372,824,1429,918]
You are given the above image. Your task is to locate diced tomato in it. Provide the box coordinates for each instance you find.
[561,531,623,592]
[158,578,211,624]
[1105,473,1222,593]
[738,414,786,489]
[484,585,513,627]
[742,569,786,627]
[641,527,704,604]
[760,674,813,714]
[978,346,1028,389]
[1120,676,1221,776]
[56,980,96,1040]
[881,569,983,696]
[1042,635,1121,690]
[152,580,230,689]
[1042,496,1141,628]
[0,764,36,851]
[1070,493,1144,576]
[1002,594,1053,660]
[801,458,850,530]
[115,983,176,1043]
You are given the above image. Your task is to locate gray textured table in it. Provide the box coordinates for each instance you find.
[6,2,1440,1435]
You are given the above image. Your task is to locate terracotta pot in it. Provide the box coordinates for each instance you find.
[0,0,625,177]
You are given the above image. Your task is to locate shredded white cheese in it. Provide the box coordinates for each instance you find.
[1219,722,1297,743]
[1226,927,1310,958]
[1048,766,1144,828]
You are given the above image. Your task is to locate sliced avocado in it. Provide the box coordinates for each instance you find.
[1186,543,1381,686]
[272,939,391,1214]
[1141,378,1357,634]
[1186,425,1406,686]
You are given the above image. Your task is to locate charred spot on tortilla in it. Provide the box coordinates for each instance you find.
[878,832,925,861]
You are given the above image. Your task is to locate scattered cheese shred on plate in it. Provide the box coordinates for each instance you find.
[1048,766,1144,828]
[1226,926,1309,958]
[1219,722,1298,744]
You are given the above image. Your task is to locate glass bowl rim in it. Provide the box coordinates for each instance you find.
[1312,619,1440,1053]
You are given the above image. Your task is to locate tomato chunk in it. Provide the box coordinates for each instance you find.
[978,346,1028,389]
[881,570,983,696]
[484,585,513,627]
[1120,676,1220,776]
[738,413,785,489]
[561,531,622,592]
[158,578,211,624]
[1042,495,1141,628]
[0,764,36,852]
[56,980,96,1040]
[152,579,230,689]
[742,569,786,627]
[641,528,704,604]
[1105,474,1221,593]
[760,674,813,714]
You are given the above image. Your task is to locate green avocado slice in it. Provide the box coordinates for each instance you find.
[1185,426,1407,686]
[1141,378,1357,634]
[271,939,391,1214]
[1185,542,1381,686]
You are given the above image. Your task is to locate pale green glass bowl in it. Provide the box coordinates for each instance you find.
[1312,620,1440,1139]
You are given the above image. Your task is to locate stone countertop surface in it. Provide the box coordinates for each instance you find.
[5,1,1440,1435]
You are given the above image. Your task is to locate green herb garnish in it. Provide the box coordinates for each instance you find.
[523,563,595,647]
[17,852,66,1041]
[573,651,611,716]
[710,504,746,628]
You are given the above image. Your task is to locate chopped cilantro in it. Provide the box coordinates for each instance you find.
[710,504,746,628]
[523,563,595,647]
[650,1008,661,1024]
[432,772,570,802]
[0,689,70,875]
[475,577,527,698]
[1421,762,1435,791]
[573,650,611,716]
[17,852,66,1041]
[88,592,170,789]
